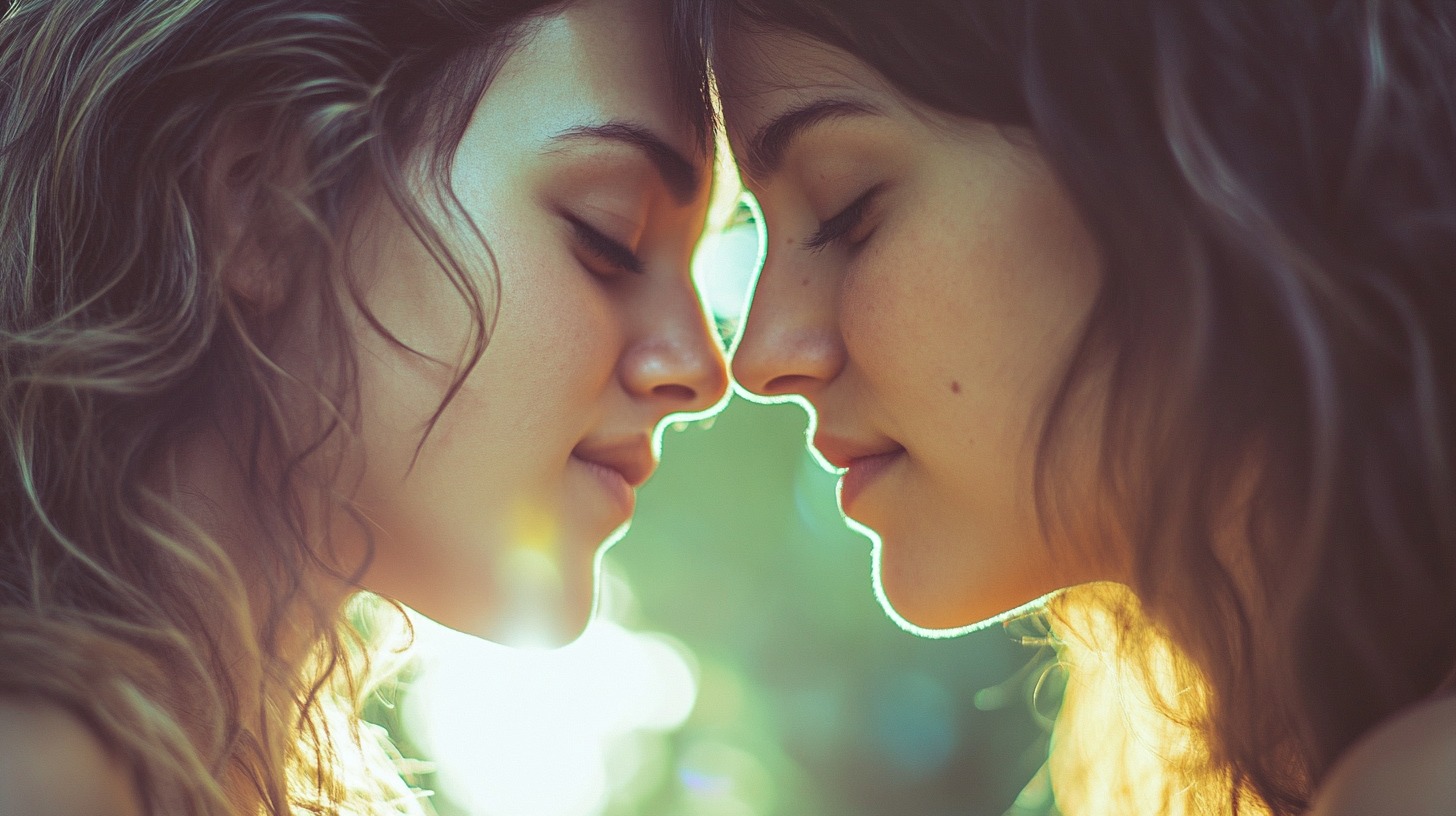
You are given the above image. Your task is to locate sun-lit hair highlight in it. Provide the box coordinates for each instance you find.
[1041,585,1273,816]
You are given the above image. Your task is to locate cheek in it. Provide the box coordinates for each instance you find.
[852,171,1100,440]
[836,218,1007,426]
[839,187,1101,521]
[480,244,622,405]
[350,223,623,480]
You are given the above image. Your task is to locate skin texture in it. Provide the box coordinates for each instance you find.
[723,29,1110,630]
[187,0,728,647]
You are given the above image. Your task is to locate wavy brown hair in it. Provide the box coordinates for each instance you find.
[0,0,709,812]
[684,1,1456,813]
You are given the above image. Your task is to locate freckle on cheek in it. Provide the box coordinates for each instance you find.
[801,277,810,287]
[950,380,961,394]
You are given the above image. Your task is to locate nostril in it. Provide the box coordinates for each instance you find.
[653,383,696,403]
[762,373,818,396]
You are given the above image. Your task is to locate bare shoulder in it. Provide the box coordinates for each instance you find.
[1309,694,1456,816]
[0,696,143,816]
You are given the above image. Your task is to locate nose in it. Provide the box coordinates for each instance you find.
[730,242,844,398]
[621,282,730,417]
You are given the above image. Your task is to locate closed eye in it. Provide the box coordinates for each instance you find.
[804,184,882,252]
[567,214,644,275]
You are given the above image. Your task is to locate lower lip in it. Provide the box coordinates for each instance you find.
[839,450,904,512]
[574,456,635,516]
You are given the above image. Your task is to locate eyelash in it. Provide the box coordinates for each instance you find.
[804,184,882,253]
[567,215,644,275]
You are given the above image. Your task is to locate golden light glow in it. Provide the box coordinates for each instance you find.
[403,578,699,816]
[1044,586,1269,816]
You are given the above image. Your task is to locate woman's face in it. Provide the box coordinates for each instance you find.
[333,0,726,644]
[721,29,1110,630]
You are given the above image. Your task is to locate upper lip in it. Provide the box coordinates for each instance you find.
[813,432,905,471]
[572,436,656,487]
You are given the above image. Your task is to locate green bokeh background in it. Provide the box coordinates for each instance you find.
[372,396,1063,816]
[604,397,1055,815]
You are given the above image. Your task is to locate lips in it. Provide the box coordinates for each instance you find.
[813,432,905,512]
[571,436,656,518]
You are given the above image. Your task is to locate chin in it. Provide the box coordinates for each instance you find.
[483,612,592,649]
[874,543,1055,633]
[395,560,598,648]
[878,580,984,631]
[420,594,593,648]
[879,582,1044,633]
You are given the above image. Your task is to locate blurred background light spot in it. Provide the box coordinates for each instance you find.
[691,661,749,728]
[403,579,699,816]
[778,683,845,757]
[871,672,958,777]
[679,767,732,796]
[974,685,1010,711]
[693,196,762,338]
[677,738,778,814]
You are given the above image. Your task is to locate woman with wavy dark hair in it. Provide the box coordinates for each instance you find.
[0,0,726,812]
[694,1,1456,813]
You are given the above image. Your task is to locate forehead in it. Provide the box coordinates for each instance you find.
[716,27,896,140]
[484,0,703,163]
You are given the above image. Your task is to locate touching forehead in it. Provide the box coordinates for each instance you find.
[496,0,704,164]
[720,27,893,107]
[716,26,898,179]
[719,30,891,124]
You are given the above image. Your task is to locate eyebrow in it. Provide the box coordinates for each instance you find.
[547,122,702,204]
[745,98,880,180]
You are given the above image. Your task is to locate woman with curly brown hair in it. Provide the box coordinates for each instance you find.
[0,0,727,812]
[694,1,1456,812]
